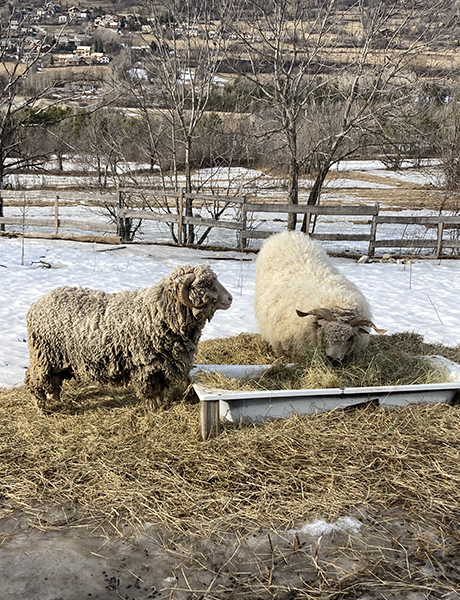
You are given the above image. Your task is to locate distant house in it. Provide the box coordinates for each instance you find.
[68,7,88,20]
[75,45,91,57]
[58,15,67,24]
[45,2,58,14]
[56,53,79,65]
[89,52,110,64]
[69,34,86,44]
[94,13,120,30]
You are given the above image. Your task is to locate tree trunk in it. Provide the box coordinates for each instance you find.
[285,118,299,230]
[301,163,330,232]
[287,154,299,230]
[185,135,195,244]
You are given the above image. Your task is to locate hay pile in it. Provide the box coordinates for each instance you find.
[1,338,460,539]
[195,332,458,390]
[0,331,459,543]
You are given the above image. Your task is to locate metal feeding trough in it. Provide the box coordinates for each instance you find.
[192,357,460,440]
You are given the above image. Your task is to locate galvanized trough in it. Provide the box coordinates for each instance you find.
[192,357,460,440]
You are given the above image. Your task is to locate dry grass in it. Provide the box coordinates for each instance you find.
[347,186,447,210]
[1,330,460,542]
[195,332,457,390]
[196,332,277,365]
[0,298,459,595]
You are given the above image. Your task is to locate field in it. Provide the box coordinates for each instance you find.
[2,157,455,260]
[2,179,460,597]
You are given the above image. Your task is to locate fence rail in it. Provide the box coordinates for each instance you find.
[0,216,117,233]
[1,188,459,257]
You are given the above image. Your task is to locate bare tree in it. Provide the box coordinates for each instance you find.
[0,9,59,225]
[230,0,459,229]
[139,0,234,243]
[431,88,460,192]
[0,5,113,229]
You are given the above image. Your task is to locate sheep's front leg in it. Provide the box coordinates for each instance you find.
[147,395,163,411]
[133,371,166,410]
[26,363,63,413]
[46,374,63,402]
[39,374,64,413]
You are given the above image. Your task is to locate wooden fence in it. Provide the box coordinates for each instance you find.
[0,190,118,242]
[1,188,460,257]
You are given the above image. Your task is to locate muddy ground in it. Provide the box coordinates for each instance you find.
[1,504,460,600]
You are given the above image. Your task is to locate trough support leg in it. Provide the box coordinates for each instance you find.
[200,400,220,440]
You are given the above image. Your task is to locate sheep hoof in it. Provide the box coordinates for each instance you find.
[147,398,162,411]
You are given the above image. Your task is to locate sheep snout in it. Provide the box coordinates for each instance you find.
[213,280,233,310]
[327,357,343,368]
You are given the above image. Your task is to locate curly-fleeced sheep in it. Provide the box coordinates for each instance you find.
[254,231,385,362]
[25,264,232,410]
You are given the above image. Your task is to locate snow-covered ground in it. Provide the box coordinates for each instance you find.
[3,158,442,190]
[1,235,460,389]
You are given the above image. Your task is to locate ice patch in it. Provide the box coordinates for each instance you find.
[292,516,362,538]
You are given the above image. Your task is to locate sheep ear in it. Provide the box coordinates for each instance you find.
[359,323,387,335]
[348,316,386,335]
[296,308,334,321]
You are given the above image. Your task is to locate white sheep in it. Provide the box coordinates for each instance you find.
[254,231,385,362]
[25,264,232,411]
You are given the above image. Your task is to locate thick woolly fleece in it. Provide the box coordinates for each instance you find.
[25,264,222,409]
[254,232,373,359]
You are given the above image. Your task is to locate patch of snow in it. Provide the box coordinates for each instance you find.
[291,517,362,538]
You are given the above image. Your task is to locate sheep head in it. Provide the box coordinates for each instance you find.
[296,308,386,363]
[177,265,232,318]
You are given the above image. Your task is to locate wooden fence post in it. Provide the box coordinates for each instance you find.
[117,188,128,242]
[368,203,380,257]
[178,188,184,245]
[436,222,444,258]
[0,186,4,232]
[305,211,311,235]
[54,194,59,235]
[238,195,247,250]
